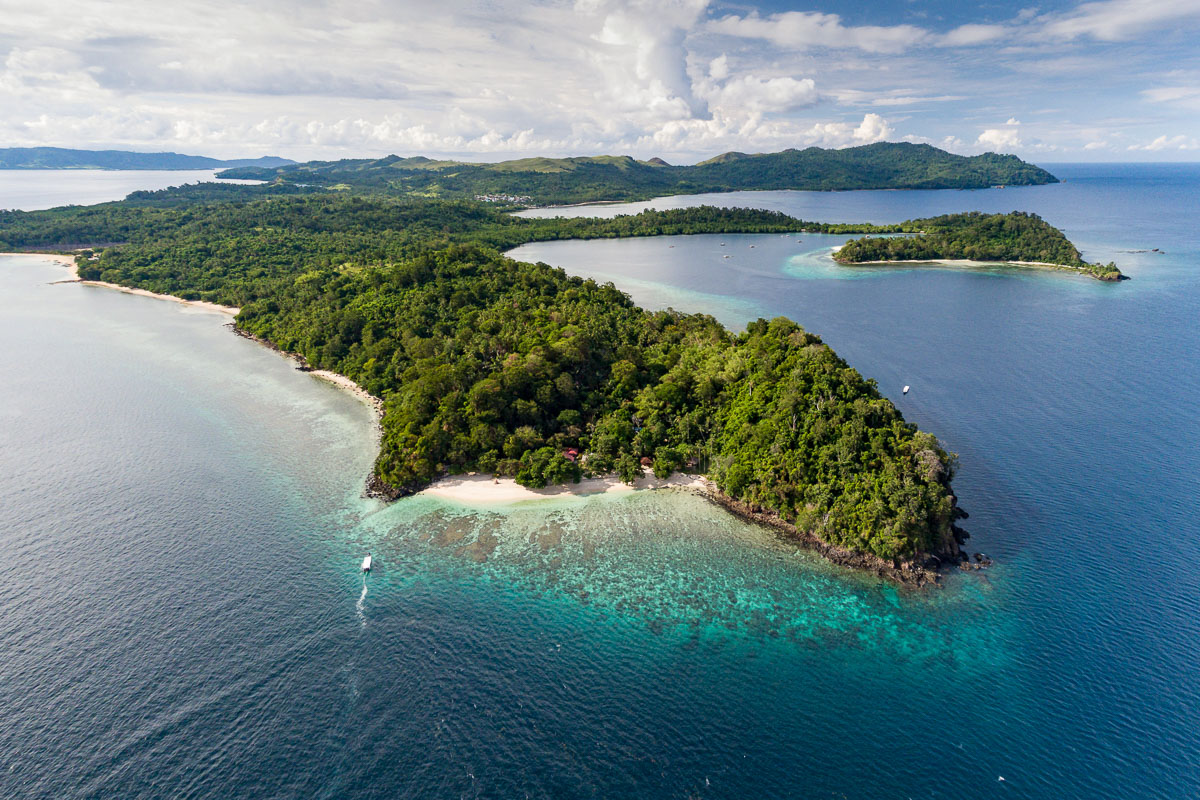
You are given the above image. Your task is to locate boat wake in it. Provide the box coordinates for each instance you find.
[356,575,368,627]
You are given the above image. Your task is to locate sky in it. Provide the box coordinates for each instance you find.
[1,0,1198,163]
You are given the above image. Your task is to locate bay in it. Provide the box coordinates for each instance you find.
[2,164,1198,798]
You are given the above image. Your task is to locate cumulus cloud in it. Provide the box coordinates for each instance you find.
[854,113,893,143]
[706,75,818,112]
[977,121,1022,151]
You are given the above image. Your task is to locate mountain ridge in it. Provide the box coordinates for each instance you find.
[219,142,1058,205]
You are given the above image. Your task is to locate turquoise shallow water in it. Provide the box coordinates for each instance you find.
[2,164,1199,798]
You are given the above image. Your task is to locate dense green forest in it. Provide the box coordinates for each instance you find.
[836,211,1125,280]
[0,192,965,567]
[233,246,961,563]
[0,196,900,305]
[221,142,1058,205]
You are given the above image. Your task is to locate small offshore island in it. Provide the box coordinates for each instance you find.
[834,211,1127,281]
[0,144,1102,585]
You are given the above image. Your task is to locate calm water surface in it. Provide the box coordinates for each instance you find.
[0,170,256,211]
[2,164,1198,798]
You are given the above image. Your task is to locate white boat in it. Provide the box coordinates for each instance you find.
[361,554,372,573]
[902,385,910,395]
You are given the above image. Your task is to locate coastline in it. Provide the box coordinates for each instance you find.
[227,326,384,420]
[420,472,706,505]
[17,252,948,587]
[418,471,948,586]
[32,256,242,315]
[825,247,1123,280]
[1,251,76,267]
[15,253,383,419]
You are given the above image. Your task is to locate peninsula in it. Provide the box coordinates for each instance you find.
[2,190,976,584]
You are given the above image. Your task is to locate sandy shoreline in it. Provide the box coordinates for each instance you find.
[14,253,382,419]
[70,262,240,315]
[1,251,76,267]
[824,247,1087,273]
[307,369,384,417]
[420,472,708,506]
[847,257,1072,269]
[14,254,242,315]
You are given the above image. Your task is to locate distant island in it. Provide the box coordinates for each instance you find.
[219,142,1058,205]
[0,147,294,171]
[2,191,979,584]
[835,211,1127,281]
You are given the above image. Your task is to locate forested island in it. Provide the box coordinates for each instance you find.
[2,189,977,583]
[220,142,1058,205]
[835,211,1126,281]
[0,147,293,171]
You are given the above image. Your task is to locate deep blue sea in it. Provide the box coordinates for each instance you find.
[2,164,1198,798]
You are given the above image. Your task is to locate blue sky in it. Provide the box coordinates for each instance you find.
[1,0,1197,162]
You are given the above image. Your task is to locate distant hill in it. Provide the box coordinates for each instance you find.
[0,147,295,171]
[219,142,1057,205]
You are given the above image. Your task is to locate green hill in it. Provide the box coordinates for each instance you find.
[220,142,1057,205]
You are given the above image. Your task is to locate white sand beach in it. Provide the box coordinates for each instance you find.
[21,255,242,315]
[421,472,709,506]
[308,369,384,418]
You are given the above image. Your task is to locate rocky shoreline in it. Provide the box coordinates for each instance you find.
[697,487,950,588]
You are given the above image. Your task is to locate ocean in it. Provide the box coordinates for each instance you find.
[1,164,1197,798]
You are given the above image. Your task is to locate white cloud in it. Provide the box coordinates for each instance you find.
[707,11,930,54]
[707,75,818,112]
[977,126,1021,150]
[1142,86,1200,109]
[1129,134,1199,151]
[854,113,893,143]
[939,24,1009,47]
[0,0,1195,160]
[708,54,729,81]
[1040,0,1200,41]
